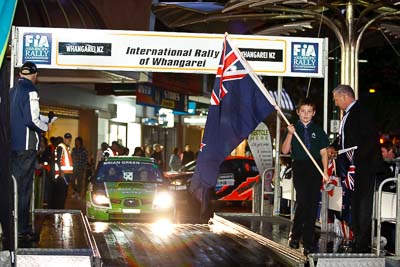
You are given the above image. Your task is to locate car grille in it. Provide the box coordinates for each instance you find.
[123,198,140,207]
[141,199,152,205]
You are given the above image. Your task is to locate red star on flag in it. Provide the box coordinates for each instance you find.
[199,142,206,152]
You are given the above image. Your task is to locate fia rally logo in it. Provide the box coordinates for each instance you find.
[291,42,318,73]
[23,33,52,64]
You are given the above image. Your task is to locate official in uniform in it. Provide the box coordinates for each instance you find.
[49,134,73,209]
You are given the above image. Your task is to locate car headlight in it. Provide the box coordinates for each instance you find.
[170,179,183,186]
[91,192,110,206]
[153,191,174,209]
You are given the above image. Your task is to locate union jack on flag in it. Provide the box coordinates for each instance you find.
[327,158,336,177]
[211,39,248,105]
[345,148,355,162]
[336,146,357,191]
[343,148,356,191]
[346,164,355,191]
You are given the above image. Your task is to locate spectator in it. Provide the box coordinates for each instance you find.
[133,147,145,157]
[381,141,398,177]
[169,147,181,171]
[278,155,292,216]
[44,137,57,205]
[381,141,397,160]
[111,141,119,156]
[37,136,48,163]
[145,145,153,157]
[377,141,399,191]
[116,143,125,155]
[123,147,130,156]
[151,144,164,170]
[378,143,399,254]
[37,136,52,206]
[95,142,113,168]
[181,144,195,166]
[71,137,88,199]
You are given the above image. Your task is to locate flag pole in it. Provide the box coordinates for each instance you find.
[226,34,327,181]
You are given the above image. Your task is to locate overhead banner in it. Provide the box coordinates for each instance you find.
[14,27,326,77]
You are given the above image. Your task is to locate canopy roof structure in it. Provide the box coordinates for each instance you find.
[153,1,400,41]
[153,0,400,94]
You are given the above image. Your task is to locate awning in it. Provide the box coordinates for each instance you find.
[268,89,294,111]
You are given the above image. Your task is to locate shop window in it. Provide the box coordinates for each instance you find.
[109,122,127,146]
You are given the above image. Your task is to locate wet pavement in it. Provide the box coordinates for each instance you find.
[23,210,89,250]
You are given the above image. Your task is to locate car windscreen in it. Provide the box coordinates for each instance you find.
[95,160,165,183]
[180,160,196,172]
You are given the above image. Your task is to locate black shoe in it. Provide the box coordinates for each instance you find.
[289,238,300,249]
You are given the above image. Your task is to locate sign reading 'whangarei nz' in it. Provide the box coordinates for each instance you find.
[59,42,112,56]
[240,48,283,62]
[15,27,326,78]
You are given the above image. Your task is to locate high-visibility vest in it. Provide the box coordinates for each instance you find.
[55,143,73,177]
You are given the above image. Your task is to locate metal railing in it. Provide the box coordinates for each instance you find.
[373,175,400,256]
[252,168,275,216]
[372,158,400,256]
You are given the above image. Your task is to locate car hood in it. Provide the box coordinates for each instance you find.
[104,182,159,198]
[164,171,193,180]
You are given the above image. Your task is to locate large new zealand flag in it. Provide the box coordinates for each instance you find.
[189,36,276,213]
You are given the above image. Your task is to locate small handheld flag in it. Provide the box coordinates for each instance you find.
[336,147,357,191]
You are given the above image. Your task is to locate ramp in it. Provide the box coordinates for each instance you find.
[308,253,385,267]
[16,210,101,267]
[212,213,307,266]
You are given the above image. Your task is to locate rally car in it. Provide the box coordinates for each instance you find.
[166,156,260,202]
[86,156,175,221]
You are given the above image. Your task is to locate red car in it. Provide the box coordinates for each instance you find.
[166,156,260,201]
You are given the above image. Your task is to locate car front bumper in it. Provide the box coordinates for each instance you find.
[86,204,175,222]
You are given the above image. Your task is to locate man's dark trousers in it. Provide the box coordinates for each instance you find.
[11,149,36,235]
[352,172,375,252]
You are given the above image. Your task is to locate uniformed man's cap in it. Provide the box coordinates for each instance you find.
[64,133,72,139]
[20,61,38,75]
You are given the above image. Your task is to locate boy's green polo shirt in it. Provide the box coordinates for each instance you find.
[286,121,329,161]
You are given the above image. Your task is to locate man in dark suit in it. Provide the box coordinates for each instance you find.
[332,84,381,253]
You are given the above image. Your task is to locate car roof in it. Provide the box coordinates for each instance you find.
[103,156,156,164]
[225,156,254,161]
